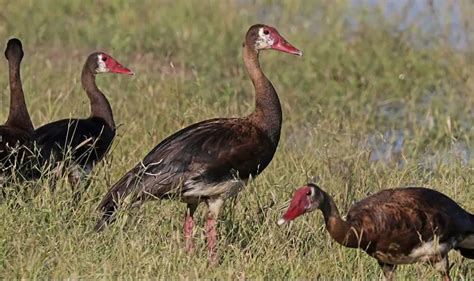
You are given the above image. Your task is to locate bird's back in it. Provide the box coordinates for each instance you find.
[111,117,275,199]
[95,117,277,229]
[0,124,36,176]
[0,125,31,151]
[345,187,473,263]
[34,117,115,168]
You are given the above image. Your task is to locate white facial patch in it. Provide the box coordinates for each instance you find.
[96,54,108,73]
[254,27,274,50]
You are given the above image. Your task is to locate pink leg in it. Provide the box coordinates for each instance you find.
[433,255,451,281]
[205,198,224,265]
[205,216,218,265]
[183,204,197,254]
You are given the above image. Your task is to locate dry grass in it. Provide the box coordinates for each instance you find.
[0,0,473,279]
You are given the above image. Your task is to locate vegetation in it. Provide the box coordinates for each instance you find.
[0,0,472,279]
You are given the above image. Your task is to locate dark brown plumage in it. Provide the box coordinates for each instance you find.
[278,183,474,280]
[34,52,133,188]
[0,38,35,179]
[95,24,302,264]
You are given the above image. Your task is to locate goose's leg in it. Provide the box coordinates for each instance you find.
[432,255,451,281]
[184,203,198,254]
[378,260,396,281]
[205,197,224,265]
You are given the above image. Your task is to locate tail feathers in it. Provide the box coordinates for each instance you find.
[456,232,474,259]
[95,166,143,231]
[457,248,474,259]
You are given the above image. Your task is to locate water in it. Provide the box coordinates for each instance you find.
[246,0,472,50]
[364,129,472,170]
[350,0,471,50]
[346,0,472,168]
[366,129,405,167]
[365,97,473,170]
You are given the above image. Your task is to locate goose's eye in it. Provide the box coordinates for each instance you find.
[102,56,107,62]
[306,190,311,196]
[263,30,270,35]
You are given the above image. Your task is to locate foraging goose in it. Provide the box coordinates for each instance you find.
[278,183,474,280]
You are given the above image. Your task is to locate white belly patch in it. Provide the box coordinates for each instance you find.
[408,240,452,262]
[374,239,454,264]
[182,178,246,199]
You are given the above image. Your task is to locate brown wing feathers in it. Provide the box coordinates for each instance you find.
[95,118,276,229]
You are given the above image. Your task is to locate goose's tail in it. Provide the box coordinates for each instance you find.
[95,166,142,231]
[455,214,474,259]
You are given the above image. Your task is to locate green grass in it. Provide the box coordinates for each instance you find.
[0,0,473,279]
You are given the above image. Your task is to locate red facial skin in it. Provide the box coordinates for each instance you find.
[279,186,312,224]
[101,53,134,75]
[265,26,303,56]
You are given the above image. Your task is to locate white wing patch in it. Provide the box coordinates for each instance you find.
[182,177,246,201]
[96,54,107,73]
[409,240,452,262]
[255,27,274,50]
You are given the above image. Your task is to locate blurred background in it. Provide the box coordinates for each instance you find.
[0,0,472,279]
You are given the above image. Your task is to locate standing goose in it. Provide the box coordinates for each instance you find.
[34,52,133,188]
[278,183,474,280]
[95,24,302,263]
[0,38,34,178]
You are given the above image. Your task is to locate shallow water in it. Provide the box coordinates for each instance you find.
[245,0,472,49]
[350,0,472,168]
[350,0,471,49]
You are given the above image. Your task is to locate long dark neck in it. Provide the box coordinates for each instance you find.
[81,67,115,129]
[243,44,282,145]
[320,191,362,249]
[6,59,34,132]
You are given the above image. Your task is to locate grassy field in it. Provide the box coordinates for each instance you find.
[0,0,473,279]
